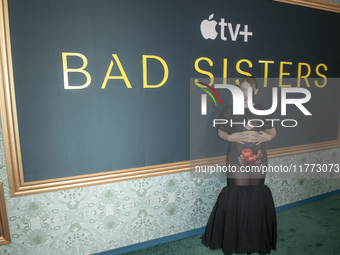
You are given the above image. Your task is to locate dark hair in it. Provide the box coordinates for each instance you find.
[240,76,258,98]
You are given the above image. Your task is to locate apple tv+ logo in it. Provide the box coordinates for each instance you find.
[200,14,253,42]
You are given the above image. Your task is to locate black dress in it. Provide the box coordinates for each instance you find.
[201,104,277,255]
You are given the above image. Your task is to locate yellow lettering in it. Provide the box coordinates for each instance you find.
[62,52,91,89]
[314,64,327,88]
[143,55,169,88]
[279,61,292,87]
[258,60,274,87]
[223,58,228,84]
[236,59,252,86]
[297,62,311,87]
[194,57,214,88]
[101,54,132,89]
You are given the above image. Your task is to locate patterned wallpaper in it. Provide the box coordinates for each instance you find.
[0,115,339,254]
[326,0,340,4]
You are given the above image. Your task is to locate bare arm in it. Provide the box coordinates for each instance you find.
[266,127,276,140]
[217,129,230,141]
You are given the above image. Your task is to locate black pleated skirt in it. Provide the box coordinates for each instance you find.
[201,185,277,255]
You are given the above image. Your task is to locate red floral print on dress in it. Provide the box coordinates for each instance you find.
[238,148,263,166]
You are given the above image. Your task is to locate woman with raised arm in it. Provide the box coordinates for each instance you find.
[201,76,277,255]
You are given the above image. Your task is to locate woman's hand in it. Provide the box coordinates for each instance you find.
[218,128,276,145]
[254,128,276,145]
[228,132,248,144]
[218,129,246,144]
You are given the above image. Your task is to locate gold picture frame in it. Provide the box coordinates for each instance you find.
[0,183,10,245]
[0,0,339,197]
[271,0,340,14]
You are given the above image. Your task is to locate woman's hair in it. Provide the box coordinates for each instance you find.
[240,76,258,98]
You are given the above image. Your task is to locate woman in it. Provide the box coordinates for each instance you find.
[201,76,277,255]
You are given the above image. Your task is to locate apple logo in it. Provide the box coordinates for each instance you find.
[200,14,218,40]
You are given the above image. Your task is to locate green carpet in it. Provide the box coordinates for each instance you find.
[124,193,340,255]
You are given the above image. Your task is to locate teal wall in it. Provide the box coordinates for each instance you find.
[0,116,339,254]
